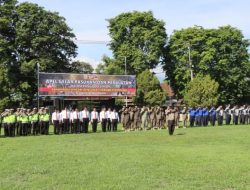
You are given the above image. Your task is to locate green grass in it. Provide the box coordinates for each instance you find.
[0,125,250,190]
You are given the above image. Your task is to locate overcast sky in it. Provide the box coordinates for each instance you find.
[18,0,250,80]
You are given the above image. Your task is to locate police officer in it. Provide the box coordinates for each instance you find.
[188,107,196,127]
[209,107,216,126]
[8,109,16,137]
[166,104,177,135]
[43,108,50,135]
[20,109,29,136]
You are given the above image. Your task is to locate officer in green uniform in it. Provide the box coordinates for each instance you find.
[39,107,44,134]
[27,109,32,135]
[21,109,29,136]
[15,108,21,136]
[8,109,17,137]
[2,109,9,137]
[31,108,39,135]
[43,108,50,135]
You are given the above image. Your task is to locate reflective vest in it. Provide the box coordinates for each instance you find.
[9,114,16,123]
[21,115,29,123]
[32,113,39,121]
[43,114,50,122]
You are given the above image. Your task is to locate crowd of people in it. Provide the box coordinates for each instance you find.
[0,104,249,137]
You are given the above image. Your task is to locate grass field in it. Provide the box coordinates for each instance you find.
[0,125,250,190]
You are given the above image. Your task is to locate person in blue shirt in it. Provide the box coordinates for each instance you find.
[202,107,209,126]
[189,107,196,127]
[195,107,202,127]
[209,107,216,126]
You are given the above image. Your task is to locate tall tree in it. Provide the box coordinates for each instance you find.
[184,75,219,107]
[0,1,77,109]
[163,25,250,103]
[97,11,167,75]
[71,61,94,74]
[135,70,165,105]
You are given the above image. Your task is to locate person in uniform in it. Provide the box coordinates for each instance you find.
[71,108,80,133]
[110,108,119,131]
[119,106,126,129]
[31,108,39,135]
[106,108,112,132]
[100,107,107,132]
[26,109,32,135]
[129,107,134,130]
[216,106,224,126]
[209,107,216,126]
[42,108,50,135]
[149,107,156,129]
[91,108,99,133]
[155,106,162,130]
[60,107,70,134]
[81,107,90,133]
[188,107,196,127]
[202,107,209,126]
[8,109,16,137]
[224,105,231,125]
[20,109,29,136]
[1,109,9,137]
[123,107,130,132]
[181,107,188,128]
[133,106,140,131]
[15,108,21,136]
[165,104,177,135]
[140,106,148,130]
[52,108,60,134]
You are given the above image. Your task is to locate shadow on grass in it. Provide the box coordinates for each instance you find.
[175,132,186,136]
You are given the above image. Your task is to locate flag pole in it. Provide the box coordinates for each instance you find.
[37,63,40,109]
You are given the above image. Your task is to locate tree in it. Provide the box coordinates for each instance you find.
[71,61,94,74]
[184,75,219,107]
[135,70,165,105]
[0,1,77,109]
[97,11,167,75]
[163,25,250,104]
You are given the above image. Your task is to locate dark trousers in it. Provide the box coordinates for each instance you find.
[101,119,107,132]
[82,118,89,133]
[63,119,69,134]
[27,123,31,135]
[22,123,28,136]
[202,116,208,126]
[233,115,239,125]
[107,119,111,131]
[8,123,15,137]
[225,114,231,125]
[168,120,175,135]
[210,116,216,126]
[111,119,118,131]
[42,121,49,135]
[32,121,39,135]
[190,116,195,127]
[218,116,223,126]
[53,120,60,134]
[92,119,98,132]
[73,119,80,133]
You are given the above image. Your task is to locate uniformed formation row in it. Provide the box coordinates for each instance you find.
[0,107,120,137]
[0,105,249,137]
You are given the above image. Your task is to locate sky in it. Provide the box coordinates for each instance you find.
[18,0,250,81]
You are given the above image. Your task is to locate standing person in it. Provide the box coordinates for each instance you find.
[43,108,50,135]
[189,107,196,127]
[123,107,130,132]
[224,105,231,125]
[216,106,224,126]
[8,109,16,137]
[15,108,21,136]
[20,109,29,136]
[155,106,162,130]
[71,108,80,133]
[119,106,126,129]
[165,104,177,135]
[31,108,39,135]
[60,107,70,134]
[149,107,156,129]
[106,108,112,132]
[81,107,90,133]
[100,107,107,132]
[133,106,140,130]
[111,108,119,131]
[182,107,188,128]
[52,108,60,134]
[202,107,209,126]
[38,107,44,134]
[129,107,135,130]
[209,107,216,126]
[140,106,148,130]
[27,109,32,135]
[1,110,9,137]
[91,108,99,133]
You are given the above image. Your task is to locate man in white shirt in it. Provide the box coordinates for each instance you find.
[81,107,90,133]
[111,108,119,131]
[106,108,112,132]
[100,107,107,132]
[91,108,99,133]
[60,107,70,134]
[52,108,60,134]
[71,108,80,133]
